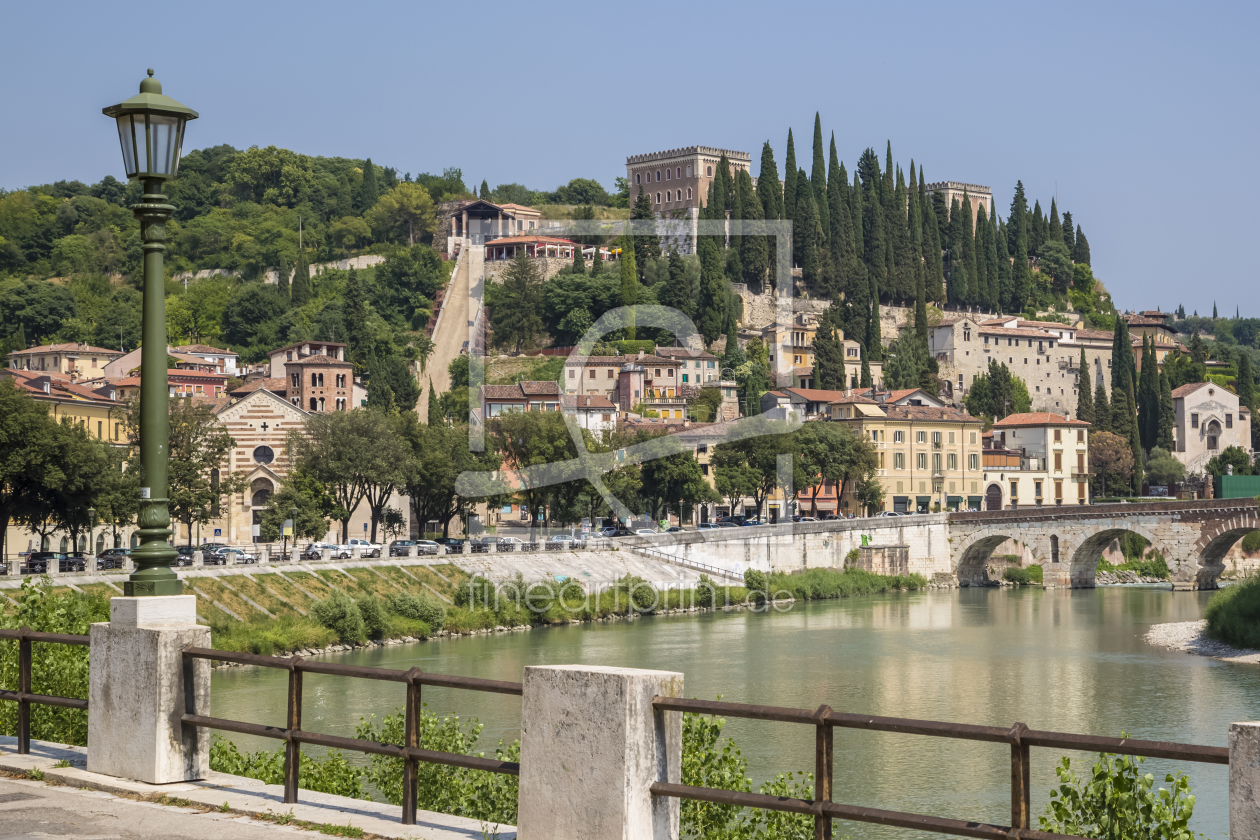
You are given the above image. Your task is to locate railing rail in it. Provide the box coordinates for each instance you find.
[628,545,745,583]
[651,695,1227,840]
[0,627,91,754]
[179,646,522,827]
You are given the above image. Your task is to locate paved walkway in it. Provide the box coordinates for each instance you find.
[0,738,515,840]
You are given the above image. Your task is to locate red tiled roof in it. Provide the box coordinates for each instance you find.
[653,346,718,361]
[270,340,346,355]
[519,380,560,396]
[564,354,678,367]
[1170,382,1210,399]
[1075,329,1114,341]
[284,354,351,367]
[979,326,1060,338]
[993,412,1089,427]
[482,385,528,400]
[9,342,123,356]
[484,235,576,246]
[562,394,616,409]
[785,387,848,403]
[1017,320,1075,330]
[230,378,288,396]
[113,369,228,386]
[883,405,982,423]
[829,395,879,405]
[174,344,235,355]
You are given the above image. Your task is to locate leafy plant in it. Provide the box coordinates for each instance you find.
[355,706,518,825]
[1039,750,1199,840]
[311,590,365,644]
[386,592,446,629]
[355,596,388,639]
[208,735,367,800]
[1206,574,1260,648]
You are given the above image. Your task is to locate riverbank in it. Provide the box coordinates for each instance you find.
[1144,619,1260,664]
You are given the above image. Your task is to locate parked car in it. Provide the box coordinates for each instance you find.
[717,515,747,525]
[435,537,465,548]
[598,527,619,537]
[873,511,904,518]
[665,526,683,533]
[548,534,576,545]
[697,522,718,530]
[346,538,382,557]
[388,540,416,557]
[634,528,658,536]
[498,536,528,546]
[716,522,739,528]
[414,540,441,555]
[792,515,819,523]
[198,543,227,553]
[209,546,256,565]
[304,542,346,560]
[739,519,764,527]
[0,559,7,576]
[21,552,84,574]
[96,547,131,570]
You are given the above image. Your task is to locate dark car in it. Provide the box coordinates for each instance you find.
[717,515,747,526]
[435,537,464,548]
[97,547,132,570]
[606,528,634,538]
[171,545,196,568]
[21,552,84,574]
[389,540,416,557]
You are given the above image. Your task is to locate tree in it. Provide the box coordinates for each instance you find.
[619,233,640,340]
[259,478,332,542]
[1144,447,1186,487]
[782,129,797,232]
[0,381,72,556]
[640,449,717,520]
[794,422,874,517]
[1039,240,1073,297]
[757,141,782,222]
[630,189,661,272]
[1090,431,1134,497]
[811,302,846,391]
[399,414,499,538]
[1093,381,1111,434]
[367,353,422,411]
[1076,349,1093,425]
[358,158,380,213]
[1007,181,1031,313]
[374,244,445,330]
[658,249,692,320]
[343,268,370,368]
[427,380,440,426]
[1137,336,1161,451]
[490,250,544,353]
[810,113,829,242]
[1073,225,1090,265]
[1206,445,1253,476]
[365,183,436,245]
[488,410,577,534]
[712,434,795,519]
[291,248,312,306]
[736,170,767,286]
[696,185,727,345]
[1158,371,1175,451]
[965,359,1030,421]
[288,409,408,542]
[884,334,932,393]
[479,179,490,200]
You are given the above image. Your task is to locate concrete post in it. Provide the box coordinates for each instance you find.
[321,548,332,562]
[291,547,300,564]
[257,546,269,567]
[43,554,59,580]
[87,596,210,784]
[407,544,418,559]
[351,546,361,560]
[1231,722,1260,840]
[192,550,203,568]
[517,665,683,840]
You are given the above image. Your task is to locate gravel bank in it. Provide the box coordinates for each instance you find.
[1144,620,1260,664]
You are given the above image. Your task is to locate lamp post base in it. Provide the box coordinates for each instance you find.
[125,566,183,597]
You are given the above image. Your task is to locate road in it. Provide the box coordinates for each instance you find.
[418,244,473,416]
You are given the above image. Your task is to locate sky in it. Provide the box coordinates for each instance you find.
[3,0,1256,315]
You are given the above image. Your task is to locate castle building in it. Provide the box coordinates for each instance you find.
[922,182,992,230]
[625,146,751,253]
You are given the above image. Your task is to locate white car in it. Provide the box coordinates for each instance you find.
[346,538,382,557]
[498,536,528,546]
[634,528,657,536]
[414,540,440,556]
[873,511,904,517]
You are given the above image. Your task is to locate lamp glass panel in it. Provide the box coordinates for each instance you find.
[147,114,180,177]
[115,115,138,178]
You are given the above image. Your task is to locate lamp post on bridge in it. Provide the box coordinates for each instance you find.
[103,70,198,596]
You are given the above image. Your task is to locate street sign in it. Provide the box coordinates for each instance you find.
[214,529,222,537]
[252,524,261,537]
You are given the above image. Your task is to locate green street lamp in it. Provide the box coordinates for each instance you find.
[103,70,198,597]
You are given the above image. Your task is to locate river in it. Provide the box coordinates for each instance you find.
[210,585,1250,839]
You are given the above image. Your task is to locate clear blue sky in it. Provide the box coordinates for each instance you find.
[3,0,1255,315]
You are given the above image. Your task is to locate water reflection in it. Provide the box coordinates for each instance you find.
[211,586,1242,839]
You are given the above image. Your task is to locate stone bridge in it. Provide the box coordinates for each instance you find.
[948,498,1260,589]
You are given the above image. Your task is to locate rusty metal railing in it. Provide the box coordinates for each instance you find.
[651,696,1229,840]
[0,627,91,754]
[179,647,522,827]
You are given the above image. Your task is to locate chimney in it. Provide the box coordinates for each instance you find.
[42,380,51,394]
[637,351,644,360]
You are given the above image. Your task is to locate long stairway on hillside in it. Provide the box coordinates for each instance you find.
[417,242,476,414]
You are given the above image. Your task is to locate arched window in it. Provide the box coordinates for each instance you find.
[251,478,273,507]
[676,167,681,179]
[706,165,712,176]
[78,535,87,553]
[95,533,105,555]
[687,187,692,200]
[1206,420,1221,450]
[656,170,661,181]
[1050,535,1060,563]
[319,397,325,412]
[635,173,641,184]
[666,191,672,202]
[291,373,299,387]
[665,168,671,180]
[210,468,220,515]
[318,373,324,387]
[310,397,317,411]
[60,536,68,553]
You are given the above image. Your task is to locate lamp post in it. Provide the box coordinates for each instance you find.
[283,506,298,558]
[103,70,198,597]
[87,507,97,560]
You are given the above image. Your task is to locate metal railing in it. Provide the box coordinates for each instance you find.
[629,545,745,583]
[180,647,522,827]
[650,696,1228,840]
[0,627,90,754]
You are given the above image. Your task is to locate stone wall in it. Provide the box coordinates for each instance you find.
[482,257,573,284]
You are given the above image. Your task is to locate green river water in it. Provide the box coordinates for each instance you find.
[210,585,1252,839]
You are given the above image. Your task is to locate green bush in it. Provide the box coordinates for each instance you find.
[311,590,365,644]
[1097,555,1171,579]
[1242,530,1260,554]
[386,592,446,629]
[356,596,388,639]
[209,735,366,799]
[1206,575,1260,649]
[453,575,495,609]
[767,568,925,602]
[743,569,768,603]
[1039,750,1197,840]
[1003,565,1043,585]
[694,575,715,608]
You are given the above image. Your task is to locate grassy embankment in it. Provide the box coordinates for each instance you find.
[42,564,927,656]
[1206,573,1260,649]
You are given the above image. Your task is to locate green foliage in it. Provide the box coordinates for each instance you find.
[385,592,446,629]
[355,707,519,825]
[356,596,389,639]
[768,567,925,601]
[1039,751,1198,840]
[1003,565,1043,585]
[1241,530,1260,554]
[1097,555,1171,579]
[1206,573,1260,647]
[311,590,366,644]
[0,579,108,745]
[1205,445,1253,476]
[209,735,366,800]
[965,359,1031,422]
[489,250,545,353]
[1144,447,1186,487]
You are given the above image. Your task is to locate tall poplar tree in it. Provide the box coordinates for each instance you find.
[811,113,829,243]
[914,270,928,345]
[1076,348,1093,424]
[1062,211,1075,250]
[1073,225,1090,265]
[812,302,846,390]
[921,168,945,302]
[737,169,767,287]
[1093,379,1111,434]
[1049,198,1064,244]
[890,166,916,302]
[696,184,727,345]
[619,234,639,340]
[757,141,782,221]
[796,184,822,291]
[959,193,976,304]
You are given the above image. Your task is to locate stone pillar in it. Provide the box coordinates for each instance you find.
[257,547,269,567]
[192,551,203,568]
[517,665,683,840]
[351,546,361,560]
[290,547,300,564]
[43,554,58,580]
[407,544,418,559]
[1231,722,1260,840]
[321,548,332,562]
[87,596,210,784]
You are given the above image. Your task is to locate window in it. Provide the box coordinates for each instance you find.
[893,430,904,443]
[1034,481,1043,497]
[1010,480,1018,500]
[656,192,661,204]
[589,369,596,379]
[964,328,971,341]
[666,168,671,180]
[310,397,317,411]
[969,432,977,445]
[1077,429,1084,443]
[1053,428,1061,442]
[687,165,693,177]
[676,167,681,179]
[894,452,905,469]
[656,170,661,181]
[655,369,661,377]
[1227,414,1233,428]
[1054,452,1062,472]
[569,369,576,379]
[932,431,942,444]
[97,420,102,438]
[1051,535,1060,563]
[607,369,614,379]
[252,445,276,464]
[917,452,927,469]
[682,374,689,383]
[687,188,692,200]
[948,432,955,444]
[635,173,641,184]
[917,431,926,444]
[706,165,712,176]
[947,453,957,470]
[933,453,942,472]
[1077,452,1085,473]
[666,190,672,202]
[318,373,324,387]
[969,453,979,470]
[1191,413,1199,428]
[1055,481,1063,503]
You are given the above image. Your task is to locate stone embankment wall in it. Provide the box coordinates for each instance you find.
[171,255,387,286]
[481,256,573,283]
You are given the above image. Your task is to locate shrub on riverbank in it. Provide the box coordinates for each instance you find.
[1205,574,1260,649]
[1039,749,1198,840]
[209,614,338,655]
[1097,555,1170,579]
[767,567,926,601]
[1003,565,1044,585]
[209,735,366,799]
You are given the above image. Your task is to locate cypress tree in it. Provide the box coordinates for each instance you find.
[358,158,379,212]
[811,113,829,243]
[812,302,845,390]
[921,169,945,303]
[696,184,727,345]
[1125,381,1143,494]
[796,184,821,292]
[1073,225,1090,265]
[1138,335,1160,451]
[959,193,976,304]
[572,241,585,275]
[860,353,872,388]
[291,249,312,306]
[1237,352,1256,418]
[1029,200,1045,257]
[1076,348,1093,424]
[427,380,440,425]
[867,289,882,361]
[737,169,767,287]
[661,249,691,319]
[590,244,604,276]
[480,180,490,200]
[850,171,864,261]
[890,166,916,302]
[857,149,886,293]
[757,141,782,221]
[1094,379,1111,434]
[914,269,928,345]
[631,188,661,271]
[1158,370,1175,451]
[276,255,291,300]
[343,268,369,370]
[1049,198,1064,244]
[973,204,989,310]
[782,129,798,234]
[1007,182,1031,313]
[1062,211,1074,250]
[620,232,639,339]
[1213,301,1218,319]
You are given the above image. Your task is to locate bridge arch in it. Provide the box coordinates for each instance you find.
[1194,511,1260,588]
[1068,522,1164,588]
[953,528,1048,586]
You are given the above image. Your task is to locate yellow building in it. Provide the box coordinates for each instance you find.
[985,412,1091,509]
[829,388,984,513]
[6,342,126,376]
[0,369,127,443]
[762,313,884,391]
